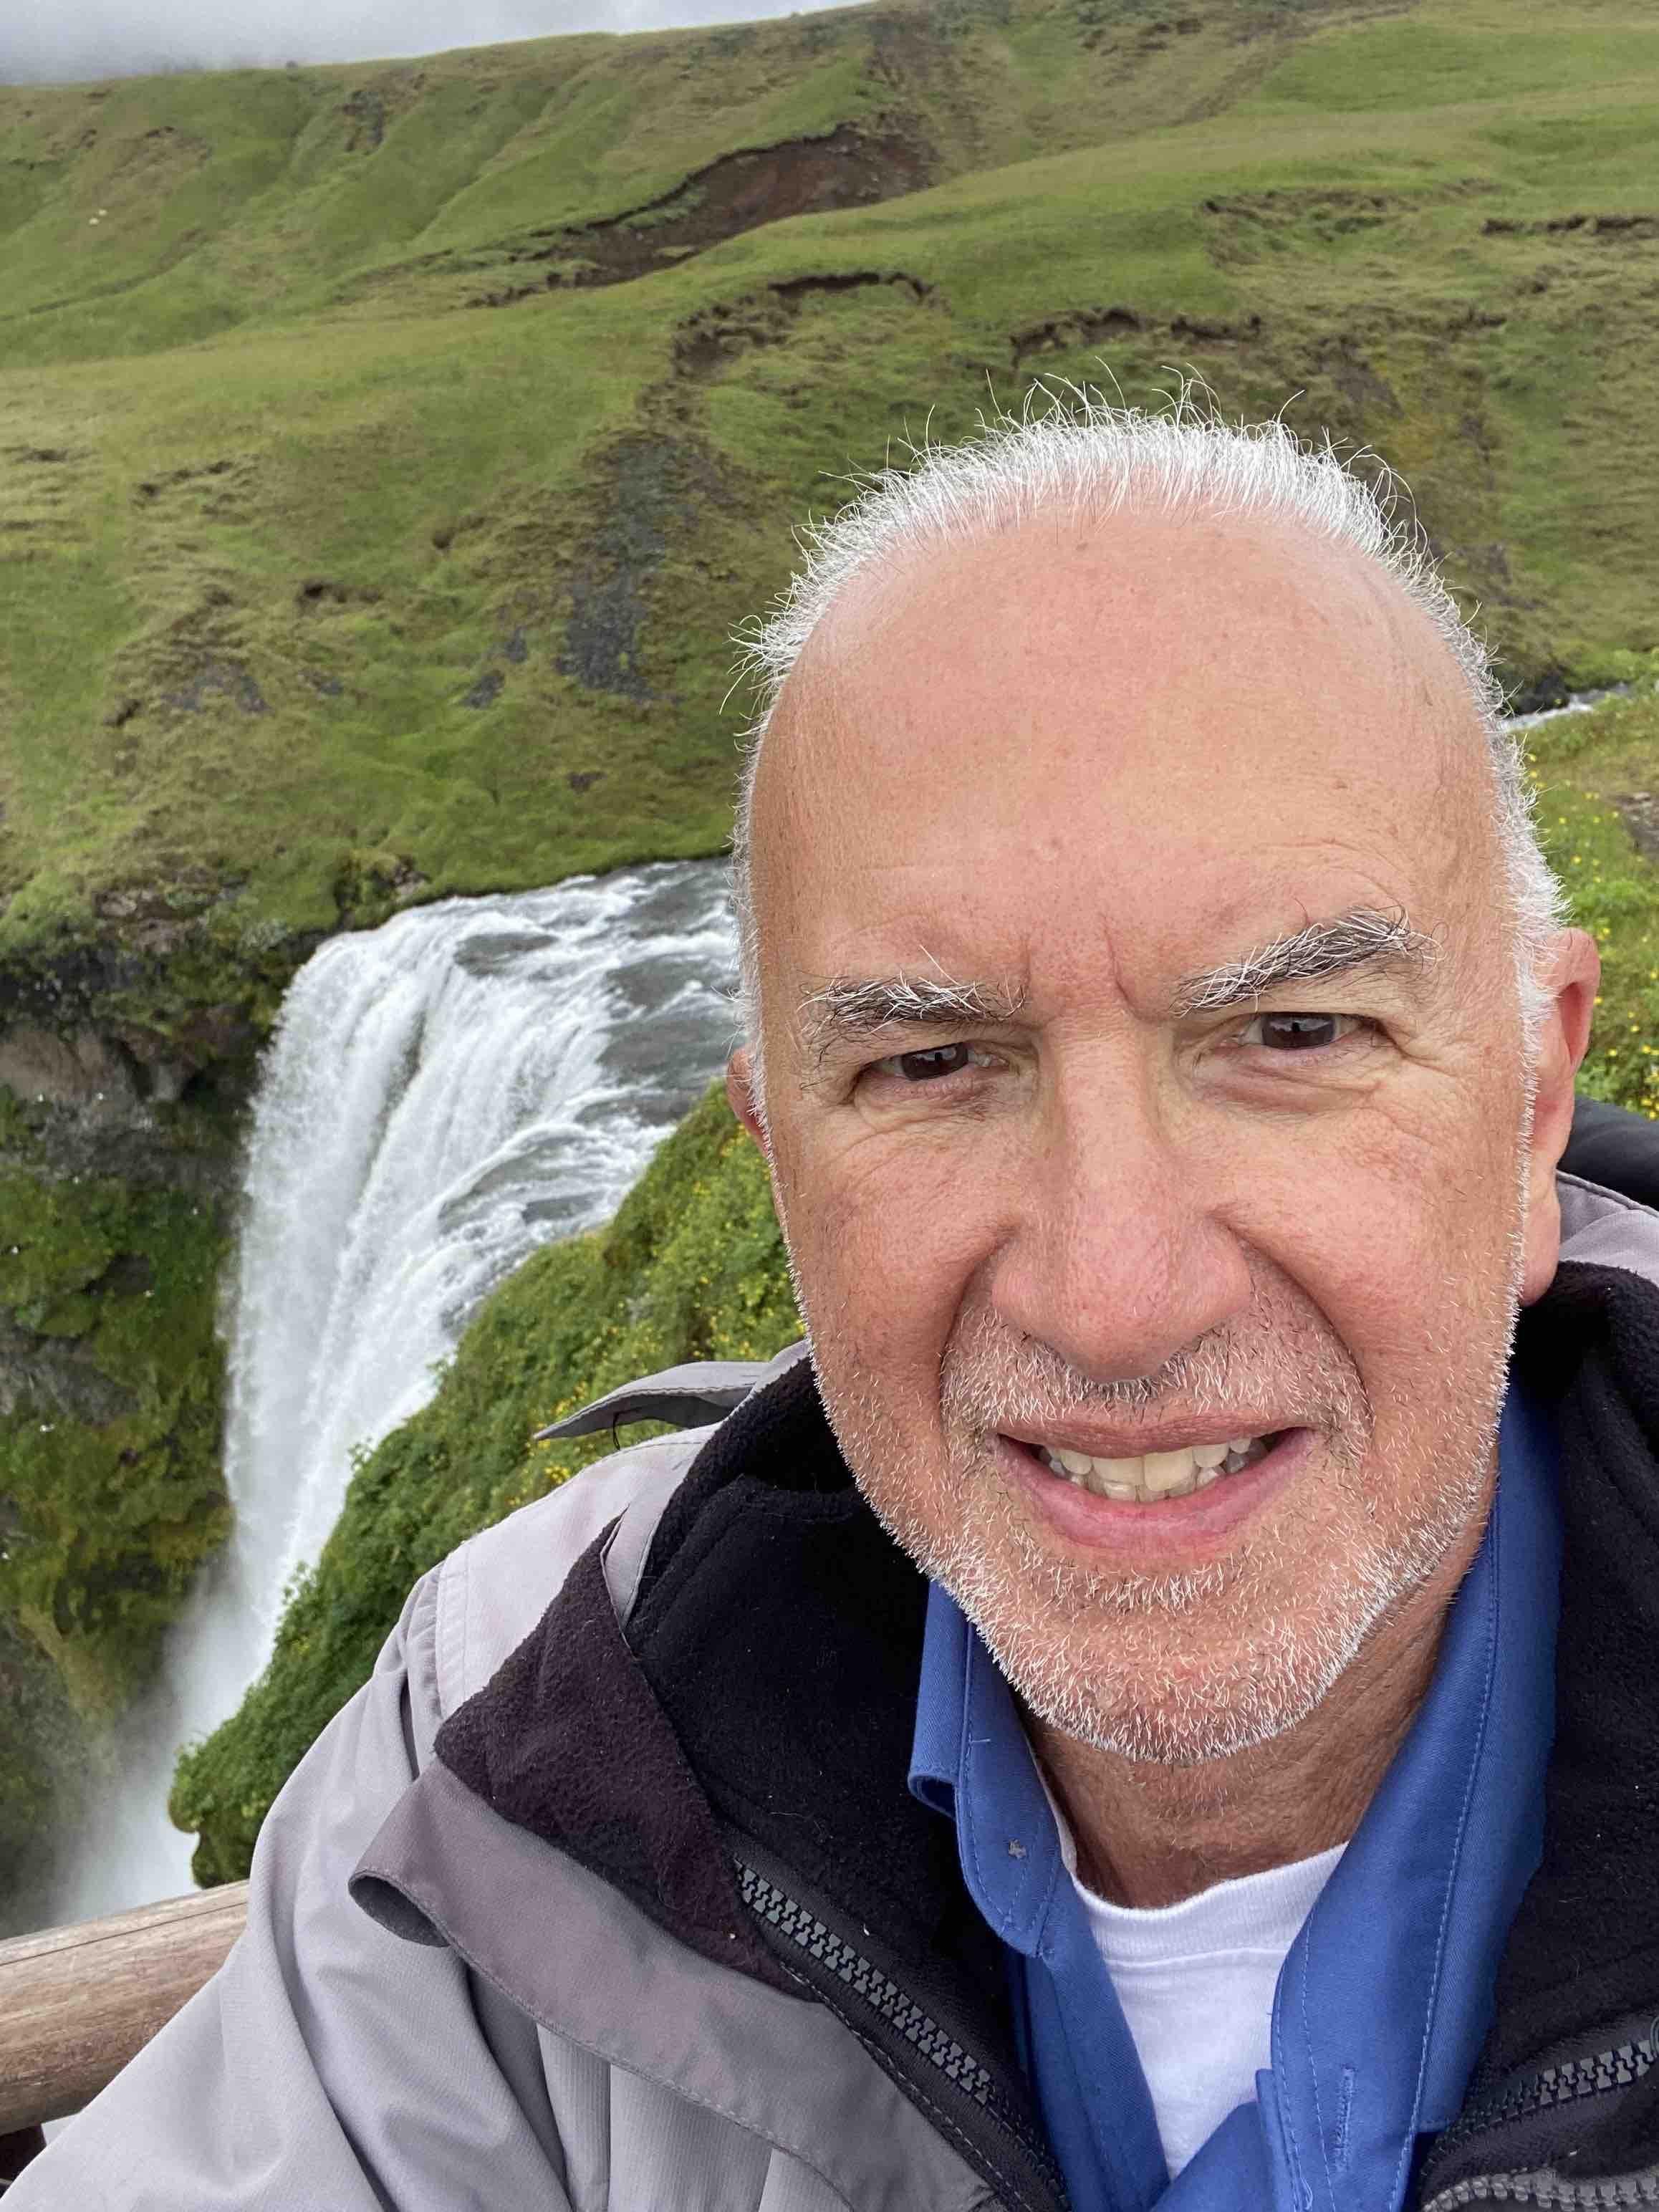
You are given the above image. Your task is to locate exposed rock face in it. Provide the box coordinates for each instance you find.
[0,1314,138,1424]
[0,895,309,1185]
[0,1026,140,1114]
[0,1012,257,1125]
[0,1018,249,1201]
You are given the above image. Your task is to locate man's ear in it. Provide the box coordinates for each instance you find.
[1520,927,1601,1304]
[726,1047,770,1158]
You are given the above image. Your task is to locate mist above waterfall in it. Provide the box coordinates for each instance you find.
[53,859,738,1921]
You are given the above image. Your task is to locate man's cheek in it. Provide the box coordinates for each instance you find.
[792,1127,986,1281]
[799,1188,936,1357]
[1251,1115,1504,1330]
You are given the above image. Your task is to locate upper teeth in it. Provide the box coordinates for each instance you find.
[1037,1435,1268,1501]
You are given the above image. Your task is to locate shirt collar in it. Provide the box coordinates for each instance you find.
[1263,1380,1562,2208]
[910,1571,1067,1954]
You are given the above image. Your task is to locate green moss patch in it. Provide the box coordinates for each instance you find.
[0,1160,229,1910]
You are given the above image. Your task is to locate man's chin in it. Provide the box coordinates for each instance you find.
[1023,1663,1331,1766]
[859,1478,1355,1759]
[957,1566,1376,1769]
[999,1630,1349,1766]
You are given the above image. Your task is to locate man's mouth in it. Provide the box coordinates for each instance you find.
[1020,1431,1279,1505]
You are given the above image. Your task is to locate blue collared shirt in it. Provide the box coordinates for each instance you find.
[908,1386,1562,2212]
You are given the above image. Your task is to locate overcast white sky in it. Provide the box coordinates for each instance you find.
[1,0,849,87]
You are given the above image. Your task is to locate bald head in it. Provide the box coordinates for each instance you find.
[744,504,1511,1124]
[731,401,1562,1108]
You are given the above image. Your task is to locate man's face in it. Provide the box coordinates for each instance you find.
[737,512,1589,1764]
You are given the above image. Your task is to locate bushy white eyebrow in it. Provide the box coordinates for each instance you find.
[1173,908,1438,1016]
[797,972,1026,1062]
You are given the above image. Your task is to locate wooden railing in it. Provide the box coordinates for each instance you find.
[0,1885,248,2185]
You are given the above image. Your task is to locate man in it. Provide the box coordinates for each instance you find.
[19,399,1659,2211]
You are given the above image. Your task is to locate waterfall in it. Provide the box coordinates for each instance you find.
[53,858,739,1921]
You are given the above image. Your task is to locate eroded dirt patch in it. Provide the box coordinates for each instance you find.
[1009,303,1260,372]
[1201,181,1496,269]
[556,271,932,697]
[341,87,388,153]
[1205,186,1396,231]
[165,655,268,716]
[2,443,92,552]
[673,269,933,378]
[106,576,271,751]
[558,434,735,698]
[339,69,426,155]
[133,457,248,514]
[1011,305,1145,371]
[467,123,933,304]
[296,577,382,612]
[1484,213,1657,241]
[98,459,274,741]
[1614,792,1659,867]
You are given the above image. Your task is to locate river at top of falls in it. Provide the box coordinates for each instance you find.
[52,857,739,1923]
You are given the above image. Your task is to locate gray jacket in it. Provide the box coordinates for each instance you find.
[17,1172,1659,2212]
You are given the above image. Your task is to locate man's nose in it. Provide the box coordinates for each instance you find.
[986,1061,1253,1388]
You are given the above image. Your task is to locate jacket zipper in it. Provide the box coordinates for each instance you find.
[1422,2173,1659,2207]
[734,1858,1069,2211]
[736,1858,1659,2212]
[1421,2031,1659,2211]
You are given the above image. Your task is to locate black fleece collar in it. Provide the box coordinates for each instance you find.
[1486,1261,1659,2072]
[434,1348,1053,2193]
[437,1353,953,1961]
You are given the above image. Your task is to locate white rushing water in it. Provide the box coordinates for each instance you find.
[53,857,739,1921]
[1508,684,1629,731]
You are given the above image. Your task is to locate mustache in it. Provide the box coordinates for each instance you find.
[938,1298,1370,1448]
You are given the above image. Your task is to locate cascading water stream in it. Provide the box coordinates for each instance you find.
[52,858,738,1921]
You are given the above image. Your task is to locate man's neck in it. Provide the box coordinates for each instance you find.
[1029,1569,1471,1910]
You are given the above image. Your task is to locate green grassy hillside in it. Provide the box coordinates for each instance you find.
[3,0,1658,978]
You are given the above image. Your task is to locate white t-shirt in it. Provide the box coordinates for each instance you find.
[1073,1844,1346,2178]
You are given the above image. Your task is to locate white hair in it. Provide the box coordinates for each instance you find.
[729,389,1564,1114]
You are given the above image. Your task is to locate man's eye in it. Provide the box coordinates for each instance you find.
[872,1042,986,1083]
[1239,1011,1362,1052]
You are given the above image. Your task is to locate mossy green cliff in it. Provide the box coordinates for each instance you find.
[0,1098,231,1921]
